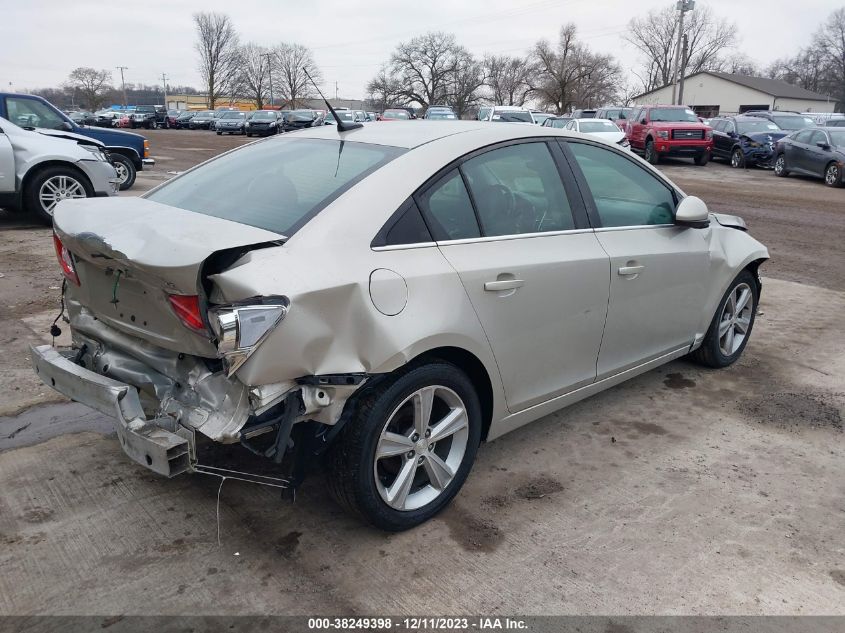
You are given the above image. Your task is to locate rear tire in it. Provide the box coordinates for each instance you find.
[326,362,482,531]
[774,154,789,177]
[109,153,136,191]
[645,139,659,164]
[690,269,759,368]
[24,166,93,225]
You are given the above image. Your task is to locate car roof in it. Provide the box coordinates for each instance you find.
[295,120,577,149]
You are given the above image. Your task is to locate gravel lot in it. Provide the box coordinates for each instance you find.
[0,129,842,616]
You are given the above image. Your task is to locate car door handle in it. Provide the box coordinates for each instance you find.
[484,279,525,291]
[618,265,645,277]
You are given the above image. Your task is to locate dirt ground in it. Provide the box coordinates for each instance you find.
[0,129,843,616]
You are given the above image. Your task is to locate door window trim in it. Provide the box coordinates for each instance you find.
[556,138,682,230]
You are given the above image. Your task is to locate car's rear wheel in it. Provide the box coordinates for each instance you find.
[690,269,759,368]
[327,362,482,531]
[730,148,745,168]
[109,153,136,191]
[25,166,93,225]
[645,139,659,164]
[773,154,789,177]
[824,162,843,188]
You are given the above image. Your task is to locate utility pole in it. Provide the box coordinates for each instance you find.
[160,73,168,108]
[262,53,274,107]
[335,81,338,101]
[677,34,689,105]
[670,0,694,105]
[116,66,128,107]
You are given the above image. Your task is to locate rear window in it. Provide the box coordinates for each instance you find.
[146,138,405,236]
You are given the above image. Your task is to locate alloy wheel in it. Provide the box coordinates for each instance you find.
[825,164,840,186]
[731,149,743,168]
[374,385,469,511]
[718,282,754,357]
[774,156,785,175]
[113,161,129,185]
[39,175,86,215]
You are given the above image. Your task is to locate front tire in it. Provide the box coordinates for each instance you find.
[730,148,745,169]
[109,153,136,191]
[690,269,759,368]
[327,362,482,531]
[773,154,789,177]
[824,162,843,188]
[694,151,710,166]
[24,166,93,225]
[645,139,659,164]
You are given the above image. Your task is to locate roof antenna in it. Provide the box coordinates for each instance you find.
[303,67,362,132]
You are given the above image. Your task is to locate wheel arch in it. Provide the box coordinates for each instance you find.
[104,146,142,169]
[20,160,93,197]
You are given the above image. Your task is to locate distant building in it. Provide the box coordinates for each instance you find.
[633,72,837,118]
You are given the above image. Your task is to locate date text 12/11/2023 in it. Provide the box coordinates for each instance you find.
[307,617,528,630]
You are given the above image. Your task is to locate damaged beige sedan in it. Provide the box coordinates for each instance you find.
[32,121,768,530]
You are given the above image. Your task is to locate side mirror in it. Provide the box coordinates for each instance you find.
[61,121,74,131]
[640,118,647,125]
[817,142,831,150]
[675,196,710,228]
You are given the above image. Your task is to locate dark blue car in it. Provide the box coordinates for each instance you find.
[710,115,788,168]
[0,92,154,190]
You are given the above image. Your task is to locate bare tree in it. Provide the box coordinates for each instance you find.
[532,24,620,114]
[626,3,738,93]
[718,53,761,77]
[65,67,112,110]
[388,32,463,108]
[482,54,536,106]
[273,43,320,108]
[193,12,240,109]
[815,7,845,108]
[449,50,485,117]
[239,43,271,109]
[366,64,406,111]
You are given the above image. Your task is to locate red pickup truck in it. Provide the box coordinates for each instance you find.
[625,105,713,166]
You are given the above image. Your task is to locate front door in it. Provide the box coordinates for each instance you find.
[417,141,610,412]
[564,140,710,378]
[0,129,15,195]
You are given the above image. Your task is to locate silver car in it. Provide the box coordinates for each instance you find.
[0,115,118,223]
[32,122,768,530]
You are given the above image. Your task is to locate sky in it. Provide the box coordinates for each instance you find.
[0,0,839,101]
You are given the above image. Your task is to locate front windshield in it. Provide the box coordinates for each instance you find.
[492,111,533,123]
[221,111,245,119]
[580,120,619,133]
[290,110,316,121]
[327,111,354,122]
[649,108,699,122]
[737,119,781,134]
[427,112,457,119]
[146,138,405,236]
[198,111,214,118]
[772,115,816,130]
[828,130,845,146]
[383,111,409,120]
[550,119,568,128]
[252,111,276,120]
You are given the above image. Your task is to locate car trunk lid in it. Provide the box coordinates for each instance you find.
[53,197,284,356]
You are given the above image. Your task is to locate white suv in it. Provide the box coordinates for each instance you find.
[0,116,119,223]
[482,106,536,124]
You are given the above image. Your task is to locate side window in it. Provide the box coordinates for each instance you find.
[711,120,725,132]
[809,131,826,146]
[418,169,480,241]
[567,141,676,228]
[5,97,67,130]
[373,199,433,247]
[461,142,575,236]
[794,130,814,144]
[725,121,735,134]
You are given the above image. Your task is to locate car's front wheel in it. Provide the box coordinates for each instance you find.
[327,362,482,531]
[25,166,93,224]
[694,151,710,166]
[109,153,136,191]
[773,154,789,177]
[824,162,843,188]
[690,269,759,368]
[730,148,745,168]
[645,139,659,164]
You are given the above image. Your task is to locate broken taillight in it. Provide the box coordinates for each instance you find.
[53,233,80,286]
[168,294,206,332]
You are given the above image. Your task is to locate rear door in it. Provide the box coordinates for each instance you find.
[629,108,647,148]
[788,129,815,174]
[711,119,732,159]
[418,140,610,413]
[562,139,710,378]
